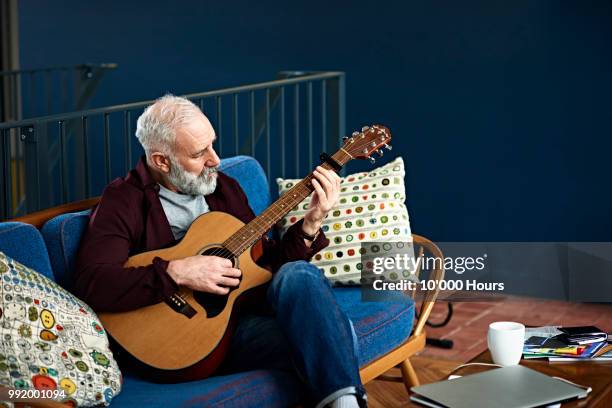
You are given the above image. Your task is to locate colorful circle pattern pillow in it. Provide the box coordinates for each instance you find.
[276,157,414,285]
[0,251,122,406]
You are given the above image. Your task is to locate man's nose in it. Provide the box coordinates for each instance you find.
[207,148,221,167]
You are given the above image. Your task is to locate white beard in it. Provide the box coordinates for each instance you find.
[167,158,218,196]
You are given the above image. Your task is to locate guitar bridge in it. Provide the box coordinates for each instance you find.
[165,293,197,318]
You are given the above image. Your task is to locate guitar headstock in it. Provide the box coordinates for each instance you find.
[341,125,392,164]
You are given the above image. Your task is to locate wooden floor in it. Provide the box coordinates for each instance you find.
[365,356,461,407]
[422,297,612,362]
[365,296,612,407]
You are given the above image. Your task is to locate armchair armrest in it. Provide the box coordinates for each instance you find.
[10,197,100,229]
[410,233,445,336]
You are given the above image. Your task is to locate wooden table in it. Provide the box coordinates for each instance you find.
[406,350,612,407]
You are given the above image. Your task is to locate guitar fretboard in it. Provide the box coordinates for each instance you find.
[223,149,351,255]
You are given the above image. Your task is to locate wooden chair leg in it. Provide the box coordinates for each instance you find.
[400,358,420,391]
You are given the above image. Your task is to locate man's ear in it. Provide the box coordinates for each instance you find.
[150,152,171,174]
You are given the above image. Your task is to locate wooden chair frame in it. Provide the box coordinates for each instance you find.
[359,233,445,391]
[8,201,445,403]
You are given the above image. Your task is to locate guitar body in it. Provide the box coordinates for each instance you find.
[98,211,272,380]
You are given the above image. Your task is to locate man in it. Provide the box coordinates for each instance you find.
[74,94,366,408]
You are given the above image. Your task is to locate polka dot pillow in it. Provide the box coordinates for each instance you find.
[276,157,414,285]
[0,252,122,406]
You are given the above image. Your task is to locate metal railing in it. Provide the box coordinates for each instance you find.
[0,63,118,121]
[0,71,345,220]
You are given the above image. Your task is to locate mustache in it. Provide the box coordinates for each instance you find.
[200,166,218,177]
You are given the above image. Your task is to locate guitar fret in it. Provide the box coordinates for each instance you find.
[224,150,350,255]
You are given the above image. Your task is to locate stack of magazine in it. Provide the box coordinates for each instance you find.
[523,325,612,362]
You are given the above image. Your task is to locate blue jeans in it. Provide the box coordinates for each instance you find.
[219,261,366,407]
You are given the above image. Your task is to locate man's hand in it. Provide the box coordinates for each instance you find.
[303,166,341,236]
[166,256,241,295]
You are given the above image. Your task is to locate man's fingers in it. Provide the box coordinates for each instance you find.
[206,256,232,267]
[317,166,338,187]
[219,276,240,287]
[321,168,340,197]
[222,268,242,278]
[333,172,341,186]
[314,169,333,194]
[326,169,341,190]
[219,257,233,267]
[211,285,230,295]
[322,166,341,187]
[315,166,336,185]
[311,179,328,206]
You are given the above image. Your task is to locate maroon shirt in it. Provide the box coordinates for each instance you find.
[74,157,328,313]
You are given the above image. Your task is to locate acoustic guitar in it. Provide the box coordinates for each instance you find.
[98,125,392,381]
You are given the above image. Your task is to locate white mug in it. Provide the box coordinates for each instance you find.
[487,321,525,366]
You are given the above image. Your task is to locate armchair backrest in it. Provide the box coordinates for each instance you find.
[0,222,55,280]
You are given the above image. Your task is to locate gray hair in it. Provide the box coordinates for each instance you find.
[135,94,202,159]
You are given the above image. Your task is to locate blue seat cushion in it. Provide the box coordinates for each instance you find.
[0,222,54,280]
[111,369,303,408]
[334,287,415,366]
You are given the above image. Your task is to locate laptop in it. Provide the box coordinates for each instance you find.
[410,365,590,408]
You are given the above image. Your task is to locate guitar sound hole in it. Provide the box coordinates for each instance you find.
[193,246,239,318]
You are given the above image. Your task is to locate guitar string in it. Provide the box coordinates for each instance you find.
[202,170,318,257]
[205,164,330,258]
[223,169,319,251]
[226,150,349,255]
[206,140,374,258]
[200,138,372,259]
[225,147,357,254]
[225,152,345,254]
[212,174,316,256]
[201,172,318,259]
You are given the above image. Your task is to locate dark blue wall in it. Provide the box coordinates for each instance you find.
[20,1,612,241]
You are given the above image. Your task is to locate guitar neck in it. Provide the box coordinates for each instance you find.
[223,149,352,256]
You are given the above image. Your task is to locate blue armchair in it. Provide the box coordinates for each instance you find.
[1,156,444,407]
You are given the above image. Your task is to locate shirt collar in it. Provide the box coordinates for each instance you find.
[133,155,159,190]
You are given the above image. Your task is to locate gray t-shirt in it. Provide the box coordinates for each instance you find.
[158,184,210,240]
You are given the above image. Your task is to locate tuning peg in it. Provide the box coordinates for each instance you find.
[342,136,349,142]
[361,125,370,132]
[352,131,360,137]
[377,149,384,157]
[384,144,392,151]
[369,157,376,164]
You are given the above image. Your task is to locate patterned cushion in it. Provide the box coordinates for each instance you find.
[0,252,122,406]
[276,157,414,285]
